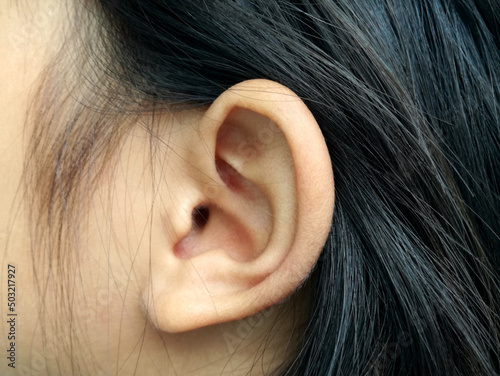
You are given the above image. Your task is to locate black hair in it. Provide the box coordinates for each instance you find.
[30,0,500,375]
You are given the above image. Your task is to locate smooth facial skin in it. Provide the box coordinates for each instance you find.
[0,1,334,375]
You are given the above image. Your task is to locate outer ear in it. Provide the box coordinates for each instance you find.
[143,79,334,333]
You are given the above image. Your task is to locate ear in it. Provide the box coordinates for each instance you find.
[143,79,334,333]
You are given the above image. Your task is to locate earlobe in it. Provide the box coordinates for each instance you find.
[143,79,334,333]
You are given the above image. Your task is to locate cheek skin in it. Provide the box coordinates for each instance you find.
[78,126,162,360]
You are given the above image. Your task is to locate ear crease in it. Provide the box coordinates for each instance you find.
[216,157,244,192]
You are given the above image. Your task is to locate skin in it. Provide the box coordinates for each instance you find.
[0,2,291,375]
[0,1,334,375]
[0,1,64,372]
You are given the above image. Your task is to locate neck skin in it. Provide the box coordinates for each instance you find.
[0,2,303,375]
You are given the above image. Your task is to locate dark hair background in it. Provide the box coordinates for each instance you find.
[27,0,500,375]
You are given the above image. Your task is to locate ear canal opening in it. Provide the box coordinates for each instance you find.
[192,205,210,230]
